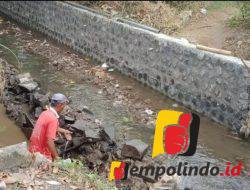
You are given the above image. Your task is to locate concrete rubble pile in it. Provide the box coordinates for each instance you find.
[2,63,119,174]
[1,63,180,189]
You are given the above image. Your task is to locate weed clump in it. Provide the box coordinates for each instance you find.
[228,2,250,29]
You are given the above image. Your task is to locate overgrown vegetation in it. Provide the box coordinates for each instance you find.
[52,158,117,190]
[227,2,250,29]
[73,1,205,35]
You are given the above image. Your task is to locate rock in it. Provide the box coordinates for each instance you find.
[0,181,6,190]
[19,81,38,92]
[34,106,43,118]
[85,127,101,140]
[84,149,104,169]
[64,115,76,124]
[5,103,12,115]
[79,144,93,155]
[17,73,39,92]
[0,142,32,170]
[121,139,148,160]
[24,113,35,128]
[100,126,116,142]
[72,137,85,147]
[9,75,17,86]
[16,112,26,127]
[32,152,51,167]
[71,119,88,132]
[32,92,50,109]
[54,137,66,145]
[82,107,94,115]
[76,105,94,115]
[16,73,32,84]
[71,120,101,140]
[149,174,180,190]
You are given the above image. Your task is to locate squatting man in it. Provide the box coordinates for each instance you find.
[28,93,72,160]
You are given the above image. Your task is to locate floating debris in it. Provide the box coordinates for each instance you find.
[101,63,108,69]
[172,103,178,108]
[145,108,153,115]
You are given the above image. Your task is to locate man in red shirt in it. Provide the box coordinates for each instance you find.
[29,93,72,160]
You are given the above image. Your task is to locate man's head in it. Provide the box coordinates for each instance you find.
[50,93,69,113]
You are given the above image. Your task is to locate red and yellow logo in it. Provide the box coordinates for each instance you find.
[109,161,127,181]
[109,110,200,181]
[152,110,200,158]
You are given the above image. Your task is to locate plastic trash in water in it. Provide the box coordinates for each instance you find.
[46,180,61,186]
[200,8,207,15]
[172,103,178,108]
[101,63,108,69]
[145,109,153,115]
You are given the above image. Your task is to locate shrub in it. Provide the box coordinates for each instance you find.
[228,2,250,29]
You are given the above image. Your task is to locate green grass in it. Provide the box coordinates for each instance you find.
[227,2,250,29]
[52,158,117,190]
[206,1,239,11]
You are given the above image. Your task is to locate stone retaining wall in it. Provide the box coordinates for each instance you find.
[0,1,249,132]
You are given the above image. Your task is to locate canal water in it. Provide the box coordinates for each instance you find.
[0,32,249,189]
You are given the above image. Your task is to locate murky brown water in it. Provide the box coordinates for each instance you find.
[0,104,26,147]
[0,30,250,189]
[113,71,250,162]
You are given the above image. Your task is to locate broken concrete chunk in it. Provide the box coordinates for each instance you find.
[34,106,43,118]
[24,113,35,128]
[72,137,85,147]
[19,81,38,92]
[85,127,101,140]
[79,144,93,155]
[99,126,116,142]
[76,105,94,115]
[121,139,148,160]
[64,115,75,124]
[33,92,50,109]
[71,119,101,140]
[17,73,39,92]
[71,119,89,132]
[9,75,17,86]
[16,73,32,84]
[0,142,33,170]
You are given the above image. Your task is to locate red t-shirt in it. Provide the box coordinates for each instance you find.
[28,109,59,159]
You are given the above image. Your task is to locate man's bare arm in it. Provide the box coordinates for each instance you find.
[57,127,72,140]
[47,138,59,160]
